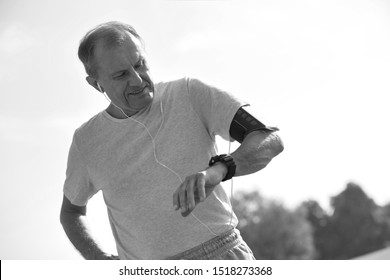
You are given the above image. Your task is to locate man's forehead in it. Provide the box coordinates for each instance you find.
[94,32,145,73]
[95,32,143,56]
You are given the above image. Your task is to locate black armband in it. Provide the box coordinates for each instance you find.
[229,106,279,143]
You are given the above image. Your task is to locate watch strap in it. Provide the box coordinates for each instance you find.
[209,154,236,182]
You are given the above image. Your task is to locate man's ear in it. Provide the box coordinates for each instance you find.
[86,76,104,93]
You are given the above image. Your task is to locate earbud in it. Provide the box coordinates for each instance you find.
[97,82,104,93]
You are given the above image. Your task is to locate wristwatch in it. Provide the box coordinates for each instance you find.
[209,154,236,182]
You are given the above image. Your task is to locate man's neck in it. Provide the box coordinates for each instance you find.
[106,104,133,119]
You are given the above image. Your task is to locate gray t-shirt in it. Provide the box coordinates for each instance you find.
[64,77,247,259]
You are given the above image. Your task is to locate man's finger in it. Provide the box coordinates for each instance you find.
[179,182,187,213]
[196,174,206,202]
[186,179,195,213]
[173,189,180,210]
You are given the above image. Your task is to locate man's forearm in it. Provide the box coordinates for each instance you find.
[231,130,284,176]
[172,130,283,216]
[60,213,109,259]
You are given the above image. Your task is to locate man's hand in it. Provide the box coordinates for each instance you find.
[173,163,227,217]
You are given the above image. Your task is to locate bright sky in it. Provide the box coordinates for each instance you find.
[1,0,389,259]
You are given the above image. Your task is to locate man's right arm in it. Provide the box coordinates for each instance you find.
[59,195,118,260]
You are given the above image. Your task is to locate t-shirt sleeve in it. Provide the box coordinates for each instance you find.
[185,77,248,141]
[63,133,98,206]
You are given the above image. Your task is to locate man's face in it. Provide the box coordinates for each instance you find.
[92,32,154,118]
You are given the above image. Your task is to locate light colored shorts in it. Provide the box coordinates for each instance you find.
[167,228,255,260]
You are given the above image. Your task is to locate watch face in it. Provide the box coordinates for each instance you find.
[209,155,224,166]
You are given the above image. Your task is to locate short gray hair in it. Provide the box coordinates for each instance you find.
[78,21,143,78]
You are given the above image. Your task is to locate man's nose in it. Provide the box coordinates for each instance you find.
[128,69,143,86]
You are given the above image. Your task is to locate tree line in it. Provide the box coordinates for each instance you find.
[232,182,390,259]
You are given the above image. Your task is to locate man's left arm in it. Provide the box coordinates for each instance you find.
[173,108,284,216]
[231,129,284,177]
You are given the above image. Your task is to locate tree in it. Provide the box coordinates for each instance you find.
[233,190,316,259]
[374,202,390,246]
[320,182,387,259]
[298,200,329,259]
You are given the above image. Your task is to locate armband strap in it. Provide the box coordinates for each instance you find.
[229,106,279,143]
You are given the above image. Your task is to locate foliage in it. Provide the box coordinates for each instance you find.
[233,182,390,260]
[324,183,387,259]
[232,191,316,259]
[299,182,389,259]
[375,202,390,245]
[297,200,329,259]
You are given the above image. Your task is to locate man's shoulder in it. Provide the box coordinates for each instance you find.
[73,111,105,141]
[155,76,208,100]
[153,77,189,105]
[159,77,215,96]
[155,77,189,91]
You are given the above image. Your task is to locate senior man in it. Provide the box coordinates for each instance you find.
[60,21,284,260]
